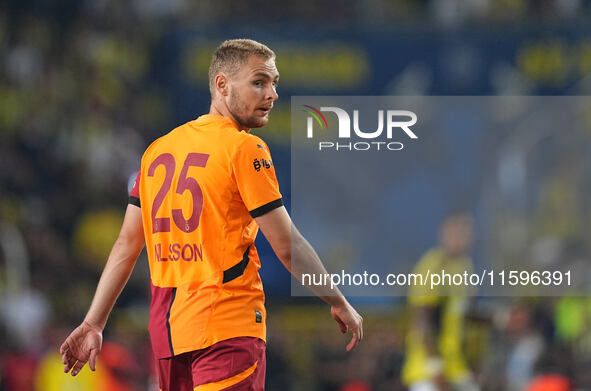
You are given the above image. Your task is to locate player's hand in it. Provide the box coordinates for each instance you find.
[330,301,363,352]
[59,321,103,376]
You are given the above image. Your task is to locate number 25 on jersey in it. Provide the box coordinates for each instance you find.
[148,153,209,234]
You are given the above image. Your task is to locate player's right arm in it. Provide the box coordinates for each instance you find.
[60,203,145,376]
[255,206,363,352]
[408,251,445,381]
[413,305,438,355]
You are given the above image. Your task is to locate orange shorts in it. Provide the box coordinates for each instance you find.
[157,337,266,391]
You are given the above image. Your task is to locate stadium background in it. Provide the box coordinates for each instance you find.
[1,0,591,390]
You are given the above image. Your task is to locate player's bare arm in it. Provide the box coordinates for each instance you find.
[60,204,145,376]
[255,206,363,352]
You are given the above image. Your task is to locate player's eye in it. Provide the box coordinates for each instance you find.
[253,80,263,87]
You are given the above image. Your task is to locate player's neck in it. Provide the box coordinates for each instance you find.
[209,102,247,131]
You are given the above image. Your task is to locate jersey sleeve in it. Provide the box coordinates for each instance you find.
[129,171,141,207]
[408,249,441,307]
[232,136,283,218]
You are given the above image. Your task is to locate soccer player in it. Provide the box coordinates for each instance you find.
[59,39,363,390]
[402,211,478,391]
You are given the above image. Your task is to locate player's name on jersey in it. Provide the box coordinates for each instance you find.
[154,242,204,262]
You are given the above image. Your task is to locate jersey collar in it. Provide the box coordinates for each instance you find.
[194,114,249,132]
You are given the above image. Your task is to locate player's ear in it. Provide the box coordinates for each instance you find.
[215,73,229,97]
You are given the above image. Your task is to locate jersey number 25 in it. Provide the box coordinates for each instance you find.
[148,153,209,234]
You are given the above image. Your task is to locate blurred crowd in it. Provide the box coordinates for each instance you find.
[0,1,162,390]
[1,0,591,390]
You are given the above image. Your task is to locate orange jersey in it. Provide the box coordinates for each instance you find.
[129,114,282,358]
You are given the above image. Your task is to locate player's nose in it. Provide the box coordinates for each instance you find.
[267,85,278,102]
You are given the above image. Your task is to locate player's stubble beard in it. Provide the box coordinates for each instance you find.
[228,88,269,129]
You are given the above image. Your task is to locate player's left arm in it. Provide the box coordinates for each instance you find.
[233,137,363,351]
[60,204,144,376]
[255,206,363,352]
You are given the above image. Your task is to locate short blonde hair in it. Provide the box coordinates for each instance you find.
[208,39,276,95]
